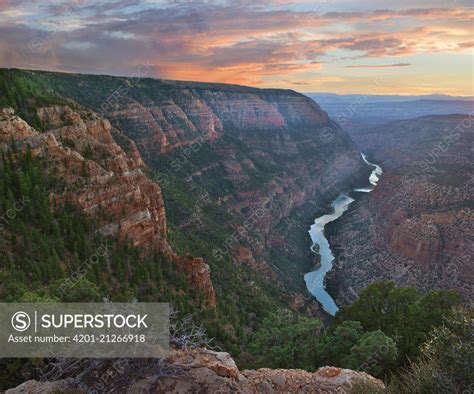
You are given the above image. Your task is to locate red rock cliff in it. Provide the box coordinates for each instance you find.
[0,106,216,308]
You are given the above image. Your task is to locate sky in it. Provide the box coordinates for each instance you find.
[0,0,472,95]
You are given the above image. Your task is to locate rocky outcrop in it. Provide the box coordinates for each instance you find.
[7,348,384,393]
[0,106,216,307]
[36,105,82,129]
[0,107,37,142]
[28,105,167,250]
[38,75,331,156]
[172,255,216,308]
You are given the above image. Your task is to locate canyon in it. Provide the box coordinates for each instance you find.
[3,69,470,316]
[326,114,473,304]
[3,69,370,302]
[2,68,471,393]
[305,154,382,316]
[0,68,384,392]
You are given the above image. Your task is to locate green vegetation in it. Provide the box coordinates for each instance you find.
[0,147,288,388]
[0,69,293,387]
[0,150,205,388]
[351,307,473,393]
[244,281,465,383]
[334,281,462,365]
[0,69,470,392]
[0,149,196,308]
[343,330,398,378]
[0,69,66,130]
[245,311,321,370]
[316,321,399,378]
[150,164,290,355]
[387,307,473,393]
[316,320,365,366]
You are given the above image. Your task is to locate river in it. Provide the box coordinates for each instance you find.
[304,153,383,316]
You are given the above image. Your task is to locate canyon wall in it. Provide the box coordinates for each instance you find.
[328,114,473,303]
[0,105,216,307]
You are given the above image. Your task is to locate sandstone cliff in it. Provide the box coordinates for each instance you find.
[0,105,216,307]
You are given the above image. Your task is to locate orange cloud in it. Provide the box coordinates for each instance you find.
[0,1,472,94]
[345,63,412,68]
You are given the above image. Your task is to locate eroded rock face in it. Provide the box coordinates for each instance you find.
[7,348,385,393]
[388,217,442,267]
[37,105,82,129]
[172,255,216,308]
[107,97,223,154]
[0,106,216,307]
[0,107,37,142]
[83,79,360,245]
[105,89,330,155]
[32,106,167,250]
[328,115,474,303]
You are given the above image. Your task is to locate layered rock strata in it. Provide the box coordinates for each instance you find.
[328,115,473,303]
[0,106,216,307]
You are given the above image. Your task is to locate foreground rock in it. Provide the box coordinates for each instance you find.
[7,348,385,393]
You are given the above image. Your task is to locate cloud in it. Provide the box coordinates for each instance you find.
[0,1,472,92]
[457,41,474,49]
[345,63,412,68]
[281,79,310,85]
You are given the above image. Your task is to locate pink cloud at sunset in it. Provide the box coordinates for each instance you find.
[0,0,472,94]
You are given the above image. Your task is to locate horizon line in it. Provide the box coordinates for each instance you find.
[2,66,473,99]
